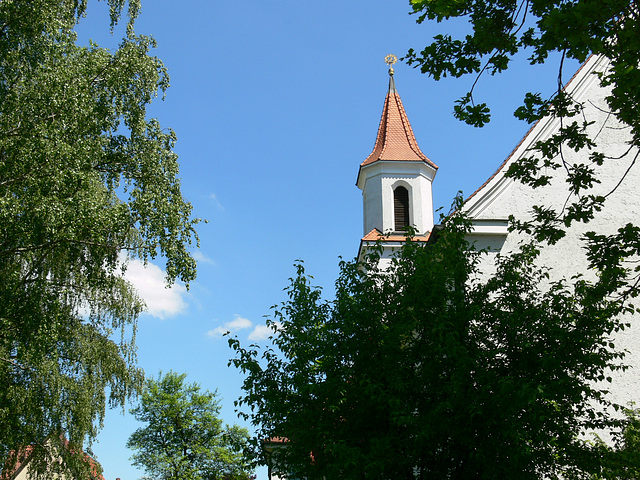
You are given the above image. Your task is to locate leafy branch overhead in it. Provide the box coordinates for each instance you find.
[406,0,640,242]
[0,1,198,477]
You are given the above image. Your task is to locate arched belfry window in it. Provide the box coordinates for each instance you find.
[394,186,409,231]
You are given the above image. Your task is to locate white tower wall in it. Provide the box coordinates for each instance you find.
[359,161,436,235]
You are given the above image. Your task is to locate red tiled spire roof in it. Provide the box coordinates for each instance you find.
[362,73,438,170]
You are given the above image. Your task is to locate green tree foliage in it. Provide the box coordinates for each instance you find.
[594,407,640,479]
[0,0,197,477]
[405,0,639,244]
[127,372,254,480]
[230,208,637,479]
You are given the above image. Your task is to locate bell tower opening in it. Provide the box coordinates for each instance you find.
[394,186,409,231]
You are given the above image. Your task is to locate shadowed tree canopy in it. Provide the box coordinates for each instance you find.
[230,207,640,479]
[127,372,254,480]
[0,1,198,477]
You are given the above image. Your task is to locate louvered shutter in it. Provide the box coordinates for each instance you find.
[394,187,409,231]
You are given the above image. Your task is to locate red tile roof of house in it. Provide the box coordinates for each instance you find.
[1,446,34,480]
[1,442,105,480]
[362,74,437,170]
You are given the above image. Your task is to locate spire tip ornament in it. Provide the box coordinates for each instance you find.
[384,54,398,76]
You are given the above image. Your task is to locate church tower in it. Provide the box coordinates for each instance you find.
[357,57,437,247]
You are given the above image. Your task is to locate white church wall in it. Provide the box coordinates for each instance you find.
[464,54,640,409]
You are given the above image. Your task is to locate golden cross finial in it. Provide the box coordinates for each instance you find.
[385,54,398,75]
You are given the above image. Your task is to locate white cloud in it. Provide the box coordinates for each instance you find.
[124,258,187,319]
[209,193,224,210]
[248,324,271,341]
[248,322,280,341]
[248,322,281,341]
[193,250,216,266]
[207,314,253,338]
[227,315,252,330]
[207,316,280,342]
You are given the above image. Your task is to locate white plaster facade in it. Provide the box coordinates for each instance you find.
[357,160,436,236]
[463,54,640,409]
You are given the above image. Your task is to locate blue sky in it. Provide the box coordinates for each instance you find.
[74,1,576,479]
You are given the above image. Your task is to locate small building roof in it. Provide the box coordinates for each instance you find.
[357,229,432,264]
[361,228,431,243]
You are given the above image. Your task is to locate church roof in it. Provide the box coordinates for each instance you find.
[361,73,438,169]
[462,54,601,215]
